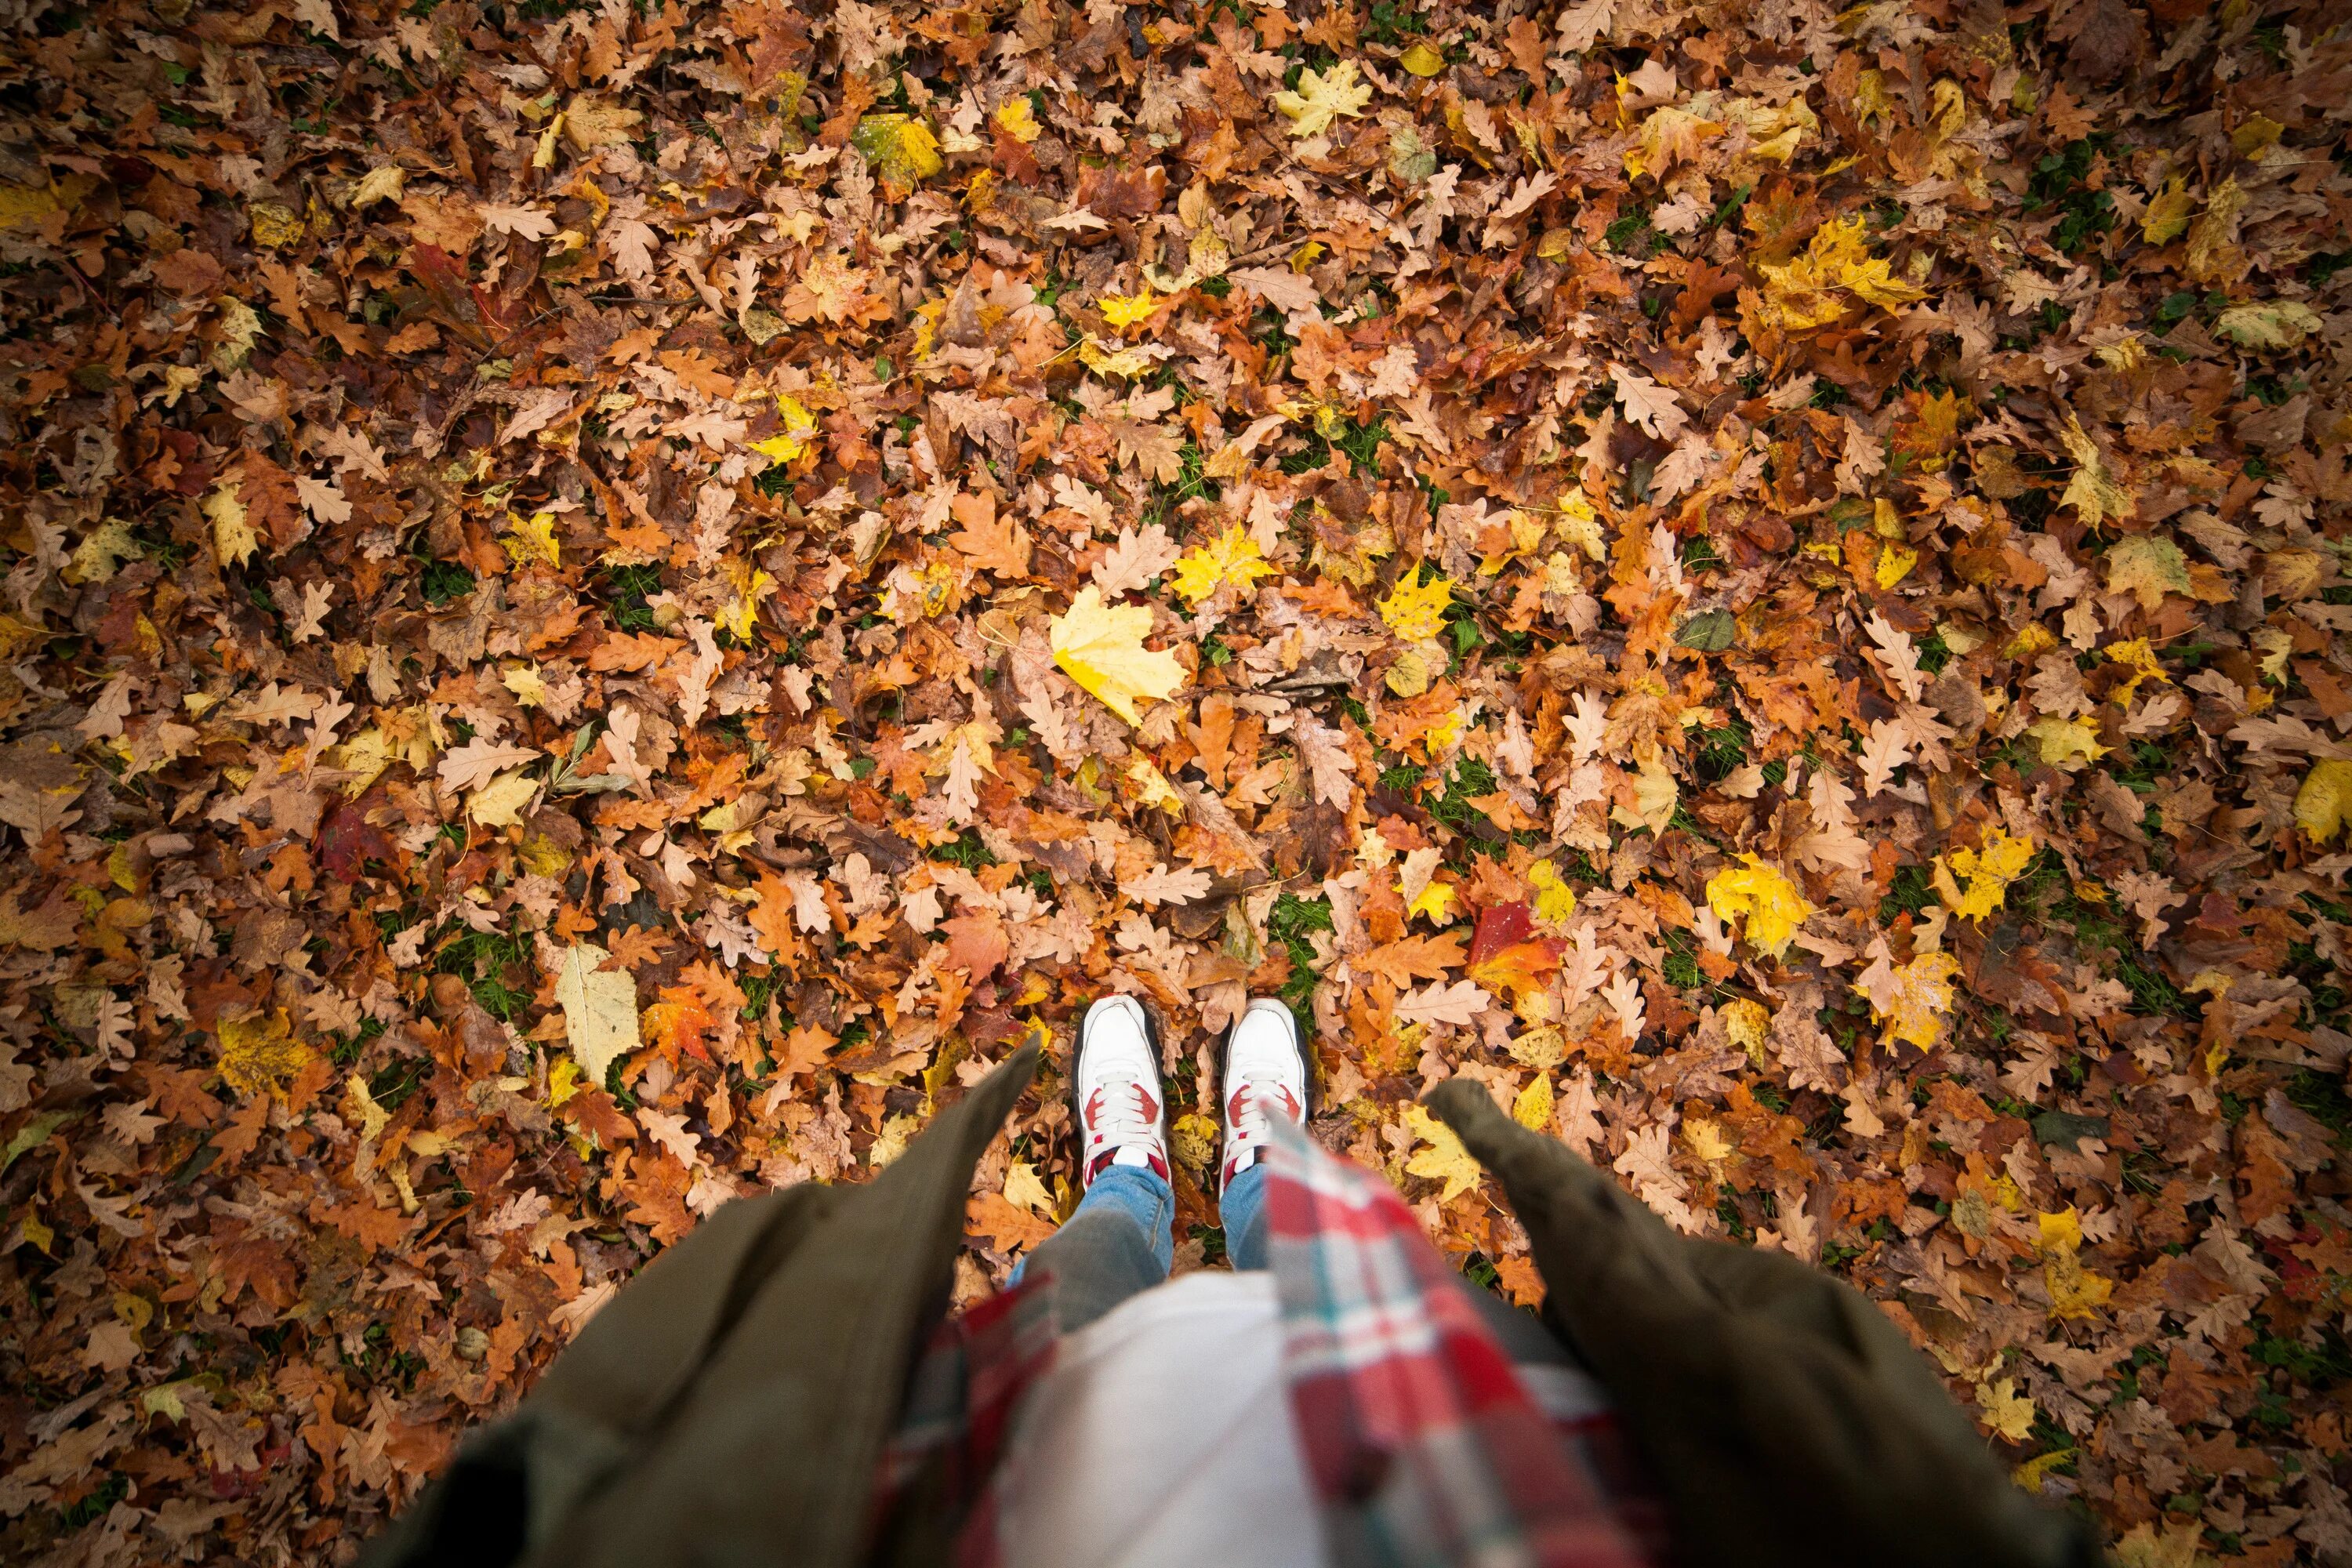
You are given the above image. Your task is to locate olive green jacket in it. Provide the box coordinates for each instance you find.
[365,1047,2100,1568]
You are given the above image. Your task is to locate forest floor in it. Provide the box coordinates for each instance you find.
[3,0,2351,1562]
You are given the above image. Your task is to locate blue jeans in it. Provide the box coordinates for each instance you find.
[1016,1162,1267,1333]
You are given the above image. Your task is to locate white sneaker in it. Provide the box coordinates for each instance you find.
[1220,999,1309,1189]
[1072,995,1170,1187]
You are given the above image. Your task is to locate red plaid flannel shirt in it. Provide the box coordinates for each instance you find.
[878,1118,1664,1568]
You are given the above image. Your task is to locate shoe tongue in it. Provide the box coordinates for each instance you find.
[1109,1145,1155,1170]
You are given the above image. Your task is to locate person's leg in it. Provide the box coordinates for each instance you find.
[1220,1160,1270,1270]
[1216,1000,1308,1272]
[1017,994,1175,1334]
[1017,1164,1174,1332]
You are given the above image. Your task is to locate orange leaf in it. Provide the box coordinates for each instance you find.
[642,985,717,1063]
[1355,931,1466,988]
[967,1191,1058,1253]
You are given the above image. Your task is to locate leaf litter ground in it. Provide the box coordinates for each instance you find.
[3,0,2352,1563]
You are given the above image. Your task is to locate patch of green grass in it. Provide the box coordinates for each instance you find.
[53,1473,130,1531]
[1692,719,1750,782]
[367,1054,432,1112]
[1878,864,1937,924]
[1142,439,1218,527]
[1267,892,1334,1026]
[1427,757,1511,855]
[602,563,664,632]
[2024,136,2119,255]
[434,927,534,1021]
[419,559,477,605]
[931,828,996,870]
[2285,1069,2352,1144]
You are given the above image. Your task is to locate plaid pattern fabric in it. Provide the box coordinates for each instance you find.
[1260,1117,1659,1567]
[876,1120,1661,1568]
[872,1271,1060,1566]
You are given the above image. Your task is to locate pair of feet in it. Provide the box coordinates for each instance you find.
[1072,996,1308,1195]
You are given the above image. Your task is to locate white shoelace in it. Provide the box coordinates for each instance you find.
[1225,1074,1292,1174]
[1089,1069,1160,1165]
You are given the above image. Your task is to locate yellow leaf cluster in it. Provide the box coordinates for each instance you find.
[1403,1103,1482,1203]
[1167,523,1276,604]
[1752,216,1925,333]
[1704,854,1813,958]
[1933,826,2038,923]
[1050,587,1185,724]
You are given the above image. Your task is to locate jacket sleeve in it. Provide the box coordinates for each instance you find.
[1426,1078,2103,1568]
[364,1043,1039,1568]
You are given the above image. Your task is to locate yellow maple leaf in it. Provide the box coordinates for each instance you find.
[1378,567,1455,641]
[249,200,307,249]
[1272,60,1374,138]
[1875,541,1918,588]
[1855,950,1961,1051]
[2296,760,2352,844]
[1512,1074,1554,1131]
[1050,586,1185,724]
[1171,1110,1218,1175]
[2025,716,2108,769]
[1003,1160,1054,1215]
[1405,877,1457,924]
[2045,1250,2114,1320]
[499,509,561,568]
[1167,523,1276,604]
[217,1010,313,1099]
[2103,535,2188,611]
[718,557,775,641]
[1403,1103,1482,1203]
[2141,174,2194,245]
[2104,637,2172,706]
[1683,1115,1735,1168]
[993,96,1042,143]
[1705,854,1813,957]
[1975,1377,2038,1443]
[546,1054,583,1110]
[1933,826,2038,922]
[2036,1205,2084,1254]
[1124,753,1184,814]
[1099,289,1156,328]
